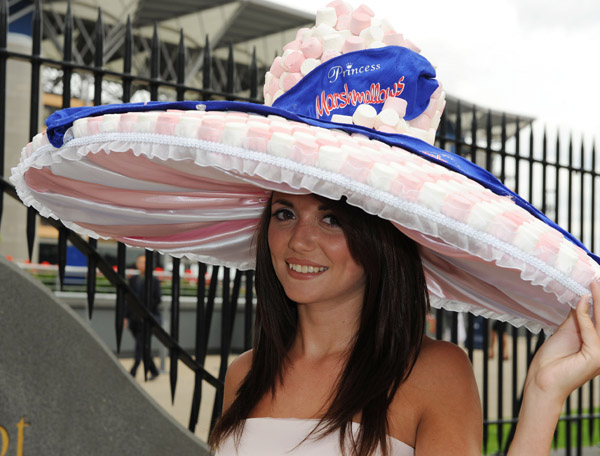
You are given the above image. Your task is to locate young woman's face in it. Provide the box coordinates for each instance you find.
[267,192,366,308]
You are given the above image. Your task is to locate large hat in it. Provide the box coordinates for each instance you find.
[11,2,600,333]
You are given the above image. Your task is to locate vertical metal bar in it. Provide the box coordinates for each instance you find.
[470,104,477,164]
[592,141,597,253]
[150,22,159,101]
[169,256,181,402]
[438,110,447,151]
[86,238,97,319]
[0,0,6,224]
[176,29,185,101]
[514,117,521,195]
[24,0,43,260]
[141,250,154,379]
[485,109,492,172]
[435,308,443,340]
[591,141,597,253]
[466,313,474,363]
[455,99,462,157]
[511,325,518,419]
[579,137,585,243]
[554,132,561,223]
[94,8,103,106]
[482,318,489,453]
[527,125,535,204]
[62,0,73,109]
[541,127,548,214]
[497,323,504,450]
[57,227,67,290]
[115,242,126,352]
[577,388,583,456]
[499,113,506,183]
[211,268,237,428]
[202,35,211,100]
[122,16,132,103]
[568,134,574,233]
[244,270,254,351]
[226,43,234,99]
[250,47,258,100]
[189,262,207,433]
[450,312,458,344]
[203,265,219,351]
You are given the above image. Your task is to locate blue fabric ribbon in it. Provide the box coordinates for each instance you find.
[273,46,438,121]
[43,100,600,266]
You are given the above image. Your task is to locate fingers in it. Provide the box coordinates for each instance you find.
[575,281,600,352]
[591,281,600,333]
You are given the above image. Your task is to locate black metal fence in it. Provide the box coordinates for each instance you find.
[0,1,598,454]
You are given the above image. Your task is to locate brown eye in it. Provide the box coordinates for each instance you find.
[322,214,340,227]
[272,208,295,221]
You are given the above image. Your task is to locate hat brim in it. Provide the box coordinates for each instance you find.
[11,100,600,334]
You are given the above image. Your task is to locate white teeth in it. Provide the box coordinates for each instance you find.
[287,263,328,273]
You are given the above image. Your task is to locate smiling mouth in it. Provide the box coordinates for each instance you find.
[287,262,328,274]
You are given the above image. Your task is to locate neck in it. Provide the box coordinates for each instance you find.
[291,298,361,361]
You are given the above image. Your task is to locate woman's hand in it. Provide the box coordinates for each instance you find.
[527,280,600,403]
[508,280,600,455]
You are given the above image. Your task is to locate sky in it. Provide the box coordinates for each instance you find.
[276,0,600,138]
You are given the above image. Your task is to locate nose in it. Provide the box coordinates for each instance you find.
[288,218,317,252]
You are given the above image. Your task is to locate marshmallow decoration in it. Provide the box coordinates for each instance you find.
[262,3,442,144]
[12,100,600,334]
[10,3,600,336]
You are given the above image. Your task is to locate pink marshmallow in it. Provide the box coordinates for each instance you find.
[301,37,323,59]
[283,39,302,52]
[383,97,408,118]
[342,36,364,53]
[409,114,431,130]
[281,72,303,92]
[267,76,280,95]
[321,50,341,62]
[383,33,405,47]
[282,51,305,73]
[269,56,285,78]
[327,0,352,16]
[404,39,421,54]
[350,11,371,35]
[376,125,397,134]
[335,14,351,31]
[293,137,320,165]
[245,126,272,153]
[356,4,374,17]
[295,27,310,41]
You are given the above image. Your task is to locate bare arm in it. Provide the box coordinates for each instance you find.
[508,281,600,455]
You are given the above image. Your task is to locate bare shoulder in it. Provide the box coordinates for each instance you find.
[222,349,253,411]
[412,337,476,387]
[389,337,482,454]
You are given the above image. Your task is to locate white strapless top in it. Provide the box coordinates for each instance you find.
[215,417,415,455]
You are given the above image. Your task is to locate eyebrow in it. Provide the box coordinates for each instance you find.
[272,198,331,211]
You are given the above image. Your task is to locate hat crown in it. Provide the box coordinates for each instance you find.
[263,2,446,145]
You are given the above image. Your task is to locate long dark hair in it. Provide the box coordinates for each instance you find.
[210,194,430,455]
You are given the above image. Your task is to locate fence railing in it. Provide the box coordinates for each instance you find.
[0,0,598,454]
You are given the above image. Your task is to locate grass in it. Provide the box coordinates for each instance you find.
[483,412,600,454]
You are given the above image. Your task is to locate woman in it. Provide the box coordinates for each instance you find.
[10,3,600,454]
[210,192,600,455]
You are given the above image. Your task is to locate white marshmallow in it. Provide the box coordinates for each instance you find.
[100,114,120,133]
[374,109,400,129]
[313,23,337,41]
[322,33,345,53]
[331,114,353,124]
[468,201,503,232]
[222,122,248,148]
[174,117,200,137]
[368,162,399,191]
[267,132,295,158]
[360,26,384,46]
[272,89,284,102]
[418,181,451,211]
[352,104,377,128]
[72,119,88,138]
[301,58,321,75]
[368,40,385,49]
[396,119,409,134]
[556,241,580,274]
[316,7,338,27]
[317,145,348,172]
[134,112,159,133]
[408,126,428,142]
